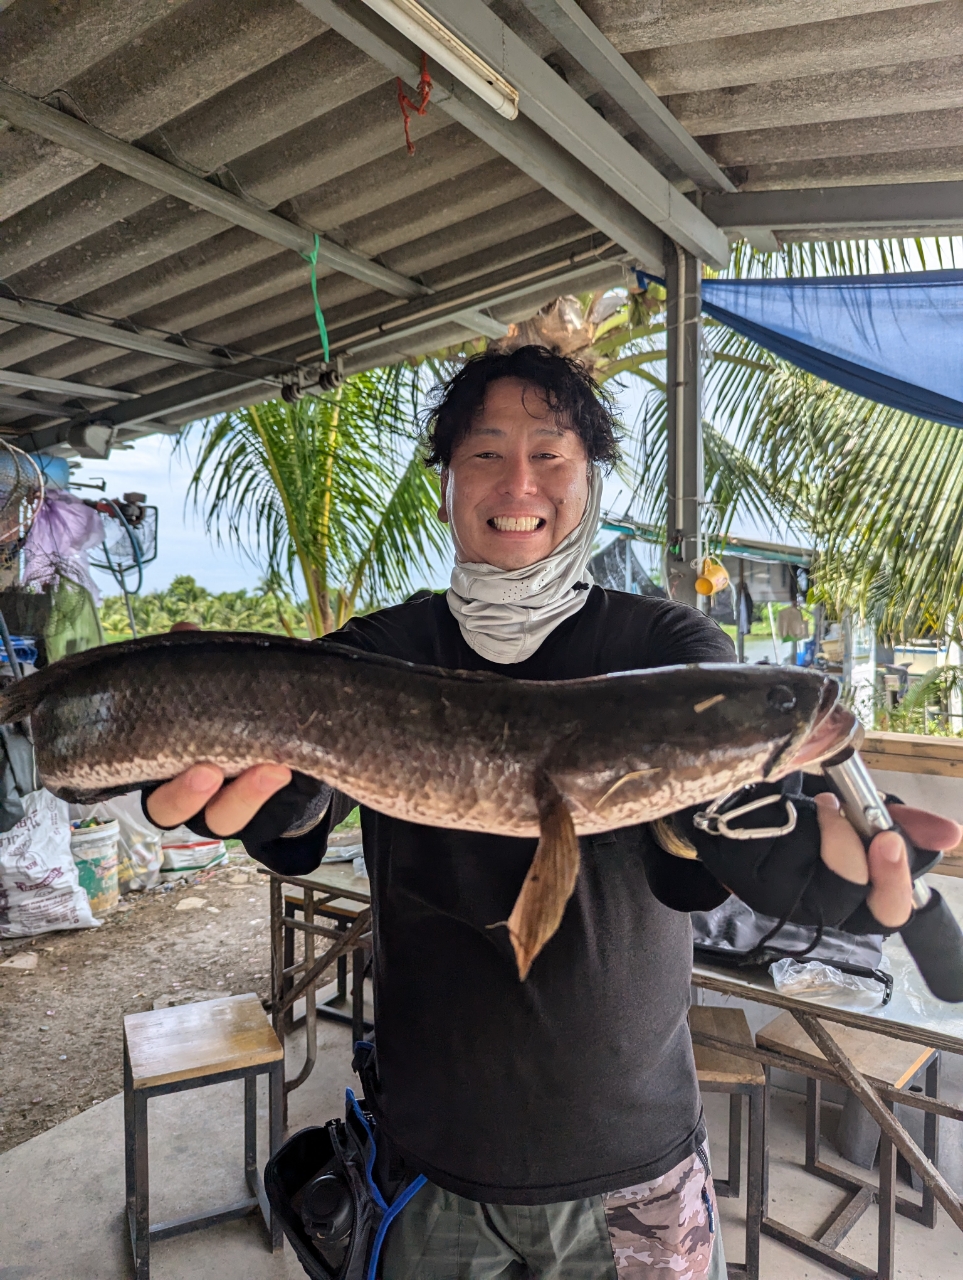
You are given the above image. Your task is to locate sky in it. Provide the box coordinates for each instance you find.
[69,362,789,602]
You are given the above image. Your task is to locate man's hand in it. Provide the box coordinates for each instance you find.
[145,763,292,836]
[815,793,962,928]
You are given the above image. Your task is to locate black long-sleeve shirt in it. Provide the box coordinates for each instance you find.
[204,589,873,1203]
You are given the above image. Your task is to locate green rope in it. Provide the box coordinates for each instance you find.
[300,233,330,363]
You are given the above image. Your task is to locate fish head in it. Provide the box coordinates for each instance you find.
[677,662,848,781]
[560,663,847,830]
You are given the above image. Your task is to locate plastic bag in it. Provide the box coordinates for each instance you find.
[0,789,100,936]
[70,792,162,892]
[770,956,889,1012]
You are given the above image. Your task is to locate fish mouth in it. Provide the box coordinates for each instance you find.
[489,515,546,532]
[785,696,861,771]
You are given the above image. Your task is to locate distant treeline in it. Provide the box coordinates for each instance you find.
[99,575,308,638]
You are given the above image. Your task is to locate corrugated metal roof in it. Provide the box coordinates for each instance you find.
[0,0,960,454]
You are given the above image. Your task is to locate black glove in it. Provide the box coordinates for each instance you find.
[677,775,868,933]
[140,771,331,847]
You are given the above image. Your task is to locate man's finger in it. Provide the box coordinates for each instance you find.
[202,763,292,836]
[866,830,913,929]
[888,804,962,855]
[815,791,868,884]
[145,764,224,828]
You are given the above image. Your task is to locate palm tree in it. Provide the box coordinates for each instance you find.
[481,240,963,645]
[185,367,448,636]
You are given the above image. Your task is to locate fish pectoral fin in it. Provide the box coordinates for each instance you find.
[505,773,580,981]
[593,767,659,811]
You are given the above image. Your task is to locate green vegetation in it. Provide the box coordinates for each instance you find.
[184,369,447,636]
[99,575,304,640]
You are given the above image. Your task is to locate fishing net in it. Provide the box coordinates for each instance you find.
[89,505,157,575]
[0,443,43,572]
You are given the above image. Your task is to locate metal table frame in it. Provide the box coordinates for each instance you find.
[690,969,963,1280]
[263,868,372,1117]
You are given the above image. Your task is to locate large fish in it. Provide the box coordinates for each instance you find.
[0,631,854,976]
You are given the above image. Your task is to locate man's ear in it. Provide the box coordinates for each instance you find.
[438,468,450,524]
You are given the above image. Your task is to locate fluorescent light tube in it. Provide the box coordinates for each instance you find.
[361,0,519,120]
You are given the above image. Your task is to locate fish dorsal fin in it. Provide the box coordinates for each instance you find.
[506,772,581,980]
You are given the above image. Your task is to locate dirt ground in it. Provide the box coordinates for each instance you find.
[0,850,274,1154]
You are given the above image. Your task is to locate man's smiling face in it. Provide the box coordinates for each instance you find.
[439,376,590,571]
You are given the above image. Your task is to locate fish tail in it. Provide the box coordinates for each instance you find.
[506,771,581,980]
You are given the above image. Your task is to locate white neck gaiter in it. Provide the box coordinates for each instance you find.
[446,467,603,665]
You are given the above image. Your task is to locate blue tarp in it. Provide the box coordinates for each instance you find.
[661,271,963,430]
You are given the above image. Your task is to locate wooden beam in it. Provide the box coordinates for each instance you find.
[861,730,963,779]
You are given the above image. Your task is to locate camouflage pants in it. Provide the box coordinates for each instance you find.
[381,1148,724,1279]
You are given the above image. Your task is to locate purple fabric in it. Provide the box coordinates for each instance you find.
[23,491,103,602]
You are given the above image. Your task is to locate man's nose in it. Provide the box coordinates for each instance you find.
[497,453,539,495]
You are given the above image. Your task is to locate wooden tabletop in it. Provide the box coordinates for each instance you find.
[124,993,282,1090]
[757,1011,934,1089]
[261,857,371,905]
[690,1005,766,1087]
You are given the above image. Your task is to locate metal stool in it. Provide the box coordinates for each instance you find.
[689,1005,767,1280]
[757,1011,938,1280]
[123,993,284,1279]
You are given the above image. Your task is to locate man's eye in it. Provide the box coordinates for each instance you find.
[475,451,499,459]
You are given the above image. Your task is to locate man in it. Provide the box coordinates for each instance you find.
[145,346,958,1279]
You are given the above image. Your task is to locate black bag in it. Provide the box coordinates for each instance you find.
[264,1081,426,1280]
[691,897,893,1004]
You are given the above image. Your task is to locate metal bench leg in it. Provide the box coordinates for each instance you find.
[744,1084,764,1280]
[352,946,366,1047]
[126,1080,150,1280]
[268,1061,285,1251]
[805,1075,821,1172]
[727,1092,742,1200]
[244,1073,257,1185]
[878,1102,896,1280]
[921,1054,940,1229]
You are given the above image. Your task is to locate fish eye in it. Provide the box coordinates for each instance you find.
[767,685,796,713]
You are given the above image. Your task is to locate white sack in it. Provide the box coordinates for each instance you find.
[0,789,99,936]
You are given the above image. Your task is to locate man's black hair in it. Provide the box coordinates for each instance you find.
[423,344,622,469]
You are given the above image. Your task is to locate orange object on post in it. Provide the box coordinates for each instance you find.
[695,557,730,596]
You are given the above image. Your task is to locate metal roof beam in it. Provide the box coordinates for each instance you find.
[342,256,622,368]
[0,368,139,401]
[299,1,671,272]
[416,0,728,264]
[0,294,249,370]
[0,391,69,420]
[34,236,623,449]
[452,309,510,339]
[516,0,735,193]
[0,82,428,303]
[703,180,963,239]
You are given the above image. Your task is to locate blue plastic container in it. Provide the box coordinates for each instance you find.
[0,635,39,666]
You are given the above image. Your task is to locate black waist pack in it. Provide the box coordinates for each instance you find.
[264,1079,426,1280]
[691,897,893,1005]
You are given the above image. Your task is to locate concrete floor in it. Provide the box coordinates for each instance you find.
[2,1014,962,1279]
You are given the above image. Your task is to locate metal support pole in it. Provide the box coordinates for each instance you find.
[664,239,704,609]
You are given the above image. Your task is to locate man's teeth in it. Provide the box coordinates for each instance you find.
[491,516,543,532]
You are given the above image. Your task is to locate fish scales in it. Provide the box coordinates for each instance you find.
[0,630,840,834]
[0,632,852,978]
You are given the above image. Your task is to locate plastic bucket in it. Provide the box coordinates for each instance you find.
[70,819,120,914]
